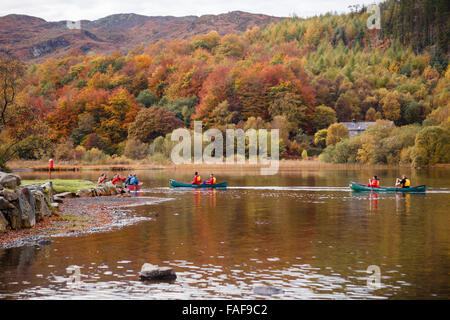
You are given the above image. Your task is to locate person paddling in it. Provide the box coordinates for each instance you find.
[192,172,202,185]
[367,175,380,188]
[129,173,139,186]
[98,173,107,184]
[124,174,133,186]
[203,173,216,185]
[396,175,410,188]
[111,174,125,186]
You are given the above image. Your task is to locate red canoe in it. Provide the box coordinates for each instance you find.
[127,182,143,191]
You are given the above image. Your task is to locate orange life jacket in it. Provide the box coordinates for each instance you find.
[370,179,379,188]
[193,175,201,184]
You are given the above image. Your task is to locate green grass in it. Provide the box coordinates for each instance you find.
[21,179,96,193]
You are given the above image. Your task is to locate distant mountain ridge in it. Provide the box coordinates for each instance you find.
[0,11,283,61]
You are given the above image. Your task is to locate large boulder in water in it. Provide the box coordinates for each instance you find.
[0,172,21,189]
[253,285,284,296]
[139,263,177,281]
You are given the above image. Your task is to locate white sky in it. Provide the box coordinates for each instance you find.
[0,0,377,21]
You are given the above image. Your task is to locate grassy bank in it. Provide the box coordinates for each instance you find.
[21,179,97,193]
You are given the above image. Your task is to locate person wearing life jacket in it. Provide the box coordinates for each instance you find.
[124,174,133,186]
[129,174,139,186]
[367,175,380,188]
[396,175,410,188]
[204,173,216,185]
[111,174,125,186]
[192,172,202,185]
[98,173,107,184]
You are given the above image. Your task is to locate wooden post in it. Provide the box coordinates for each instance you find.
[49,158,54,180]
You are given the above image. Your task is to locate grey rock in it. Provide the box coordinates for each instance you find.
[33,190,52,222]
[1,189,18,202]
[17,188,35,228]
[54,192,76,198]
[139,263,177,281]
[4,206,21,230]
[0,196,10,210]
[53,197,63,203]
[0,211,9,232]
[75,185,119,197]
[253,286,284,296]
[38,239,52,246]
[0,172,21,189]
[40,182,54,201]
[76,188,92,197]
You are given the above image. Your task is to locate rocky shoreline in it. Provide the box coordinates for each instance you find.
[0,171,146,249]
[0,197,154,249]
[0,172,56,233]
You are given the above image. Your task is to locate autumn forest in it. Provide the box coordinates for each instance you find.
[0,0,449,169]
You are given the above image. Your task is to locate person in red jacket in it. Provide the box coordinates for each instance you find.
[367,175,380,188]
[192,172,202,185]
[204,173,216,185]
[111,174,125,186]
[97,173,107,184]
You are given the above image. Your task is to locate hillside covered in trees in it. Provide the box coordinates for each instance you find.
[0,0,449,169]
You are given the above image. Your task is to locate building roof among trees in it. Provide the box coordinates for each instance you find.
[341,121,394,131]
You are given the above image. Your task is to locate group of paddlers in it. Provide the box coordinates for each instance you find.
[97,171,217,187]
[191,172,217,185]
[97,173,139,187]
[367,175,411,188]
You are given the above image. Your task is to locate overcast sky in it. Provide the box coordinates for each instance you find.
[1,0,376,21]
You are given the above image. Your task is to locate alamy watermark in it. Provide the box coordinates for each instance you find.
[366,4,381,30]
[66,20,82,30]
[66,265,82,289]
[170,121,280,175]
[366,265,381,289]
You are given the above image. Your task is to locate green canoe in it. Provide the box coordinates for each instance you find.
[169,179,227,188]
[349,181,426,193]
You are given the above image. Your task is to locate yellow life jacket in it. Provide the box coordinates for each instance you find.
[196,175,201,183]
[212,177,216,184]
[404,179,410,187]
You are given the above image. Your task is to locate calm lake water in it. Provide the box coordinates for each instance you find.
[0,168,449,299]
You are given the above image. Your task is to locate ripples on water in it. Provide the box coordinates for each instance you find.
[0,170,449,299]
[4,259,394,300]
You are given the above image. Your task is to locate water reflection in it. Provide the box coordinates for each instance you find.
[368,193,379,213]
[395,193,410,215]
[0,169,449,299]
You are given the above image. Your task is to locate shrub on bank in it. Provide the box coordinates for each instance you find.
[320,122,449,166]
[123,139,149,160]
[411,126,450,167]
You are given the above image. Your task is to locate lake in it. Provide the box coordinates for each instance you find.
[0,167,449,299]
